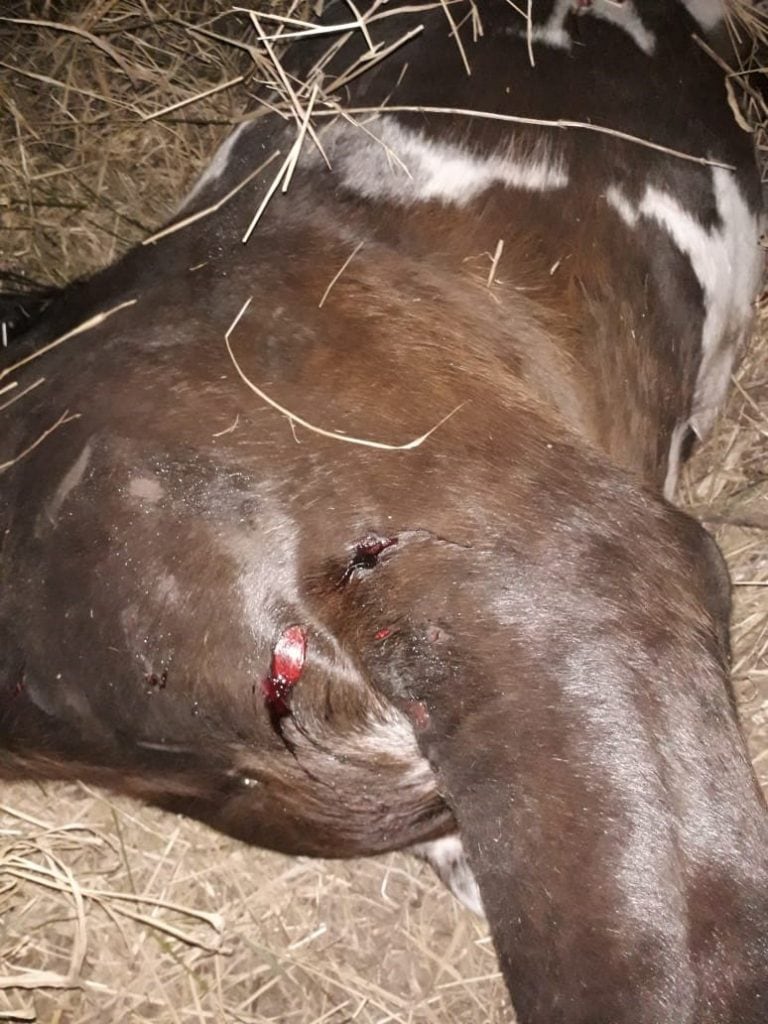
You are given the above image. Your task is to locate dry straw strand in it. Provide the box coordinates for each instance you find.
[0,301,137,383]
[224,296,465,449]
[0,410,81,474]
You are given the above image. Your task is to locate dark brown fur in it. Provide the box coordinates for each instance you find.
[1,2,767,1020]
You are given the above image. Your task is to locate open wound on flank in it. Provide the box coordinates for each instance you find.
[338,534,399,587]
[262,624,308,735]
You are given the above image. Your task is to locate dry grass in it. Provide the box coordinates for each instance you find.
[680,308,768,794]
[0,1,253,282]
[2,787,509,1023]
[1,2,767,1022]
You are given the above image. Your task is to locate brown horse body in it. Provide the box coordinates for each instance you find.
[2,2,767,1020]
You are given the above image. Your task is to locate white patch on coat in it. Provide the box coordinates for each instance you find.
[319,116,568,207]
[526,0,655,55]
[47,441,92,522]
[604,185,637,227]
[590,1,656,55]
[606,167,761,483]
[527,0,572,50]
[688,167,764,430]
[679,0,724,31]
[411,834,485,916]
[663,422,691,502]
[128,475,165,504]
[155,572,181,607]
[179,122,250,209]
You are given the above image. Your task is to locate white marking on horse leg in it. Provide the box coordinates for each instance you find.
[411,834,485,916]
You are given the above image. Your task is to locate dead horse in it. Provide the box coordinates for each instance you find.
[1,1,767,1021]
